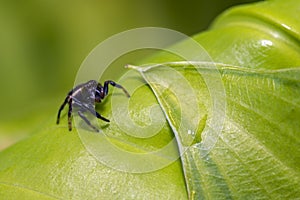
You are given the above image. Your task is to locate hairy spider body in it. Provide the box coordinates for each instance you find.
[57,80,130,132]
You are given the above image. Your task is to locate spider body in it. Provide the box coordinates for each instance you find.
[57,80,130,132]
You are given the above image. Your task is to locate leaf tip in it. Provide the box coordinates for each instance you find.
[125,64,138,70]
[125,64,145,72]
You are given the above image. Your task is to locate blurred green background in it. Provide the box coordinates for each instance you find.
[0,0,260,150]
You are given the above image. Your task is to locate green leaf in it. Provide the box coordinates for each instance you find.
[197,0,300,70]
[128,62,300,199]
[1,0,300,199]
[0,75,187,199]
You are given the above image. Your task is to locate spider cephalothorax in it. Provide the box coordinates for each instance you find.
[56,80,130,132]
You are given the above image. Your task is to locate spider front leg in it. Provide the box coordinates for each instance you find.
[103,80,130,97]
[74,102,109,132]
[77,110,99,132]
[83,104,110,122]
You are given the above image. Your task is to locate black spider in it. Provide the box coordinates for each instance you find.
[56,80,130,132]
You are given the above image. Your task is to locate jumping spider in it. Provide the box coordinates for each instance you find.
[57,80,130,132]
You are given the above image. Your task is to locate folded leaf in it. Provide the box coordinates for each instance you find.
[129,62,300,199]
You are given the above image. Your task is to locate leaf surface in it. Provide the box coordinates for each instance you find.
[0,75,187,199]
[1,0,300,199]
[129,62,300,199]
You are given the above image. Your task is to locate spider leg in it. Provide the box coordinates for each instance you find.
[57,95,71,124]
[68,99,73,131]
[78,110,99,132]
[104,80,130,97]
[83,104,110,122]
[94,111,110,122]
